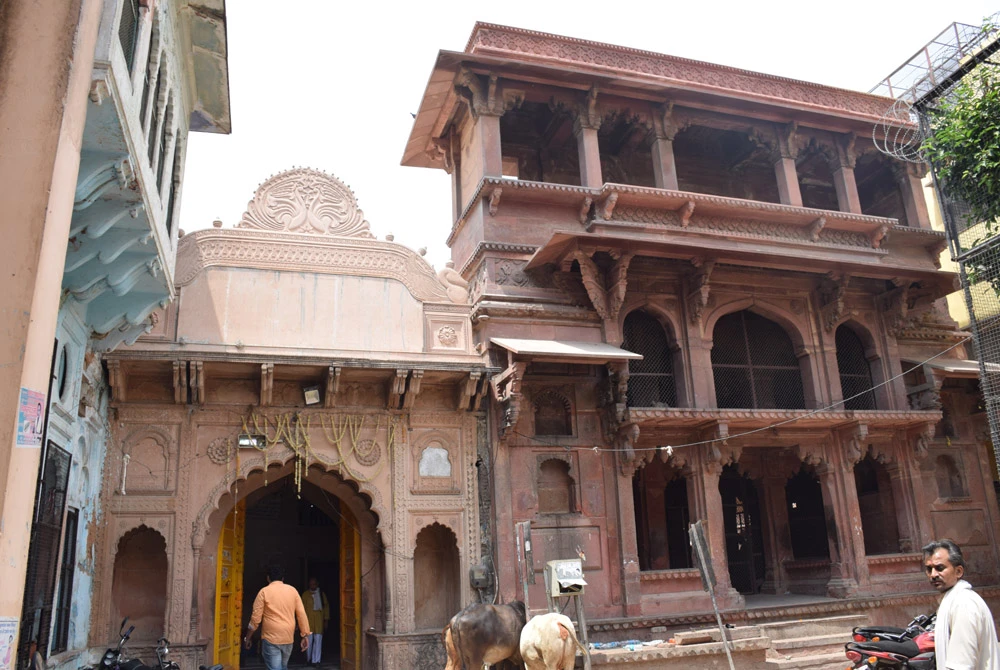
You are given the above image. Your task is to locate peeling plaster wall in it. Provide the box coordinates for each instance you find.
[44,300,111,670]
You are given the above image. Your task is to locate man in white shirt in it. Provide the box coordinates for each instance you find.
[923,539,1000,670]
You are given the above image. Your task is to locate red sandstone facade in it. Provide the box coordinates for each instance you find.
[404,23,1000,634]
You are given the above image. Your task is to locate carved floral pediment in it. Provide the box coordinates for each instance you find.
[237,168,374,238]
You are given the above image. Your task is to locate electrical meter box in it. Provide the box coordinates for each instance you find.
[546,559,586,597]
[469,563,490,590]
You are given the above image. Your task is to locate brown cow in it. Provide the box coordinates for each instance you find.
[443,601,527,670]
[519,613,588,670]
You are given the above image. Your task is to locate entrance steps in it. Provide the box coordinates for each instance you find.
[761,614,869,669]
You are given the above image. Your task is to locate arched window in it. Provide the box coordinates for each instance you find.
[836,325,877,410]
[711,311,804,409]
[534,391,572,436]
[538,459,575,514]
[622,310,677,408]
[935,455,966,498]
[111,527,167,642]
[117,0,141,73]
[413,524,460,630]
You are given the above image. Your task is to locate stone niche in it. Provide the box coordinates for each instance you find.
[411,431,460,495]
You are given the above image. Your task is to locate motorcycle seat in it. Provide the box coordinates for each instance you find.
[854,626,907,636]
[199,665,224,670]
[849,638,920,656]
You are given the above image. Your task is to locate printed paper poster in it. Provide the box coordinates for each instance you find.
[16,387,45,447]
[0,617,18,670]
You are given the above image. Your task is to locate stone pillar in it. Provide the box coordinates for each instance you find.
[641,469,670,570]
[774,156,803,207]
[884,459,918,553]
[575,118,603,189]
[0,0,102,631]
[759,474,794,594]
[650,109,681,191]
[691,446,742,607]
[474,113,504,179]
[895,162,931,229]
[831,135,862,214]
[816,444,869,596]
[617,463,642,616]
[685,324,716,409]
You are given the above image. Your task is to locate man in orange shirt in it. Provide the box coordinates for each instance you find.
[244,565,311,670]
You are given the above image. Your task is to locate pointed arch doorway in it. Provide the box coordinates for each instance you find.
[213,476,365,670]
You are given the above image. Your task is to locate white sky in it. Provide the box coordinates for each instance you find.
[179,0,995,270]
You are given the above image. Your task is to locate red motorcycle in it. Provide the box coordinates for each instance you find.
[844,614,935,669]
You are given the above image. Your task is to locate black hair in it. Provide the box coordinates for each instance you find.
[922,538,965,569]
[267,564,285,581]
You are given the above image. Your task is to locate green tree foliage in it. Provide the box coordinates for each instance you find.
[923,58,1000,242]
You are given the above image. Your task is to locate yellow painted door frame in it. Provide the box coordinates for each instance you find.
[339,505,361,670]
[214,500,246,670]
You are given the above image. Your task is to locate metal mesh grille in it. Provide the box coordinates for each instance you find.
[117,0,140,73]
[18,442,72,665]
[51,508,78,654]
[836,325,877,410]
[712,310,805,409]
[623,310,677,408]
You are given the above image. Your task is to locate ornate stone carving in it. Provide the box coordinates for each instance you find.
[686,258,715,327]
[819,272,850,332]
[237,168,373,237]
[490,361,527,439]
[354,439,381,467]
[842,423,869,465]
[880,284,910,337]
[437,261,469,304]
[612,206,876,250]
[454,68,506,118]
[617,423,641,476]
[572,250,634,338]
[206,437,232,466]
[437,326,458,347]
[467,25,895,119]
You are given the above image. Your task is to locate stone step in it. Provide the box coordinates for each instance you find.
[759,613,869,640]
[767,650,854,670]
[769,632,850,659]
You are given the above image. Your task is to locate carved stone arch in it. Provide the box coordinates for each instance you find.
[834,318,888,410]
[193,448,388,551]
[110,524,170,642]
[531,387,574,436]
[120,425,178,492]
[704,297,809,352]
[412,522,461,631]
[536,456,579,514]
[619,301,682,346]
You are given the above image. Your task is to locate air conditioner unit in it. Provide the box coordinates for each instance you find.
[546,558,586,597]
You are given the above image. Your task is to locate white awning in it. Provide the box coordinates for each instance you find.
[903,358,984,378]
[491,338,642,362]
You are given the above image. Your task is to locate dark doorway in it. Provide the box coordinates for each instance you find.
[785,467,830,559]
[633,461,692,571]
[241,480,341,669]
[854,456,900,555]
[719,465,765,594]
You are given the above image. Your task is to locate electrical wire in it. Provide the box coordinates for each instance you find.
[514,335,971,454]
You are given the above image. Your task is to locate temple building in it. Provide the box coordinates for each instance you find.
[97,168,486,670]
[399,21,1000,658]
[12,17,1000,670]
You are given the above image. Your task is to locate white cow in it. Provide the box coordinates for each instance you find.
[519,612,589,670]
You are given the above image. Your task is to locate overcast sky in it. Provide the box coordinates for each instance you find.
[178,0,995,270]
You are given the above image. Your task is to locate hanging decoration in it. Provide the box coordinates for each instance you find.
[230,411,398,497]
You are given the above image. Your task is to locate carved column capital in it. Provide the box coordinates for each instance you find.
[454,68,506,118]
[687,258,716,327]
[572,85,602,133]
[831,133,858,170]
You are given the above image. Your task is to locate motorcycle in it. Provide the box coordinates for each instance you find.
[844,614,935,669]
[87,617,223,670]
[851,613,935,643]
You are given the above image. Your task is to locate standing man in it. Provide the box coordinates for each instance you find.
[301,577,330,666]
[922,539,1000,670]
[245,564,311,670]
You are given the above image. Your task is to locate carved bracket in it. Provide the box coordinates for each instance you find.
[490,360,528,439]
[840,422,869,465]
[186,360,204,405]
[172,361,188,404]
[573,85,602,132]
[260,363,273,407]
[912,422,935,462]
[572,250,634,342]
[880,283,910,337]
[794,440,826,468]
[402,370,424,409]
[454,68,506,118]
[870,224,891,249]
[388,369,408,409]
[596,192,619,220]
[686,258,716,327]
[678,200,696,227]
[617,423,642,477]
[457,370,483,411]
[578,196,594,224]
[819,272,850,332]
[324,366,341,409]
[107,359,126,403]
[487,187,502,216]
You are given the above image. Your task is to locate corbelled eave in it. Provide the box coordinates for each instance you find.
[403,25,909,170]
